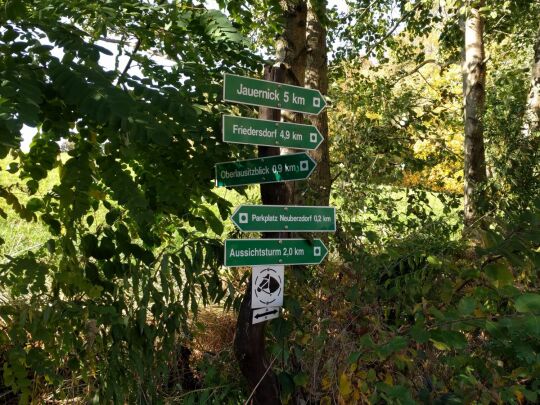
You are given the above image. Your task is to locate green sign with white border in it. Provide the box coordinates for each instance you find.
[215,152,316,187]
[224,238,328,267]
[231,205,336,232]
[222,115,323,150]
[223,73,327,115]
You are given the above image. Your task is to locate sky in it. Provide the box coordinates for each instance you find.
[19,0,349,151]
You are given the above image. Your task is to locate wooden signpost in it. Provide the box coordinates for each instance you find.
[223,67,332,404]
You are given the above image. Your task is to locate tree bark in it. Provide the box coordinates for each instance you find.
[304,0,331,207]
[233,66,285,405]
[523,22,540,135]
[462,1,487,230]
[277,0,308,205]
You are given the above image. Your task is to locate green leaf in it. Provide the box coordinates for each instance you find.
[377,336,408,358]
[430,330,467,350]
[26,180,39,195]
[409,324,429,343]
[7,162,19,173]
[347,351,362,364]
[524,316,540,337]
[457,297,476,316]
[293,372,309,388]
[81,234,99,257]
[26,197,44,212]
[515,294,540,313]
[41,213,61,235]
[200,206,224,235]
[426,255,442,266]
[5,0,27,19]
[485,263,513,287]
[105,209,121,225]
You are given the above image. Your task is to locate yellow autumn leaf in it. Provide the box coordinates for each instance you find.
[365,110,382,120]
[514,389,524,404]
[384,372,394,386]
[89,188,107,200]
[395,353,414,366]
[339,373,352,397]
[356,370,367,379]
[321,376,331,390]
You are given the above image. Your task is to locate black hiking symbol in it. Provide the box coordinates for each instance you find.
[254,268,282,305]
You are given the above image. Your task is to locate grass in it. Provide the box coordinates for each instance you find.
[0,155,57,257]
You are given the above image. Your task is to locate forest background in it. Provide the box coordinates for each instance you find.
[0,0,539,403]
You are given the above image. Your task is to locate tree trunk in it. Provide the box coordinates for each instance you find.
[277,0,308,205]
[523,22,540,135]
[462,1,487,231]
[304,0,331,207]
[233,66,285,405]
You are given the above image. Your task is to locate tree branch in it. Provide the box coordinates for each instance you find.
[362,2,422,57]
[116,37,141,86]
[390,59,438,86]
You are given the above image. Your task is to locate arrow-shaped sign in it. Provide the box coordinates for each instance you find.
[252,307,280,324]
[232,205,336,232]
[223,115,323,150]
[215,153,316,187]
[224,238,328,267]
[223,73,327,115]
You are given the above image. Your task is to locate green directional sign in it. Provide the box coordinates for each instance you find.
[223,115,323,150]
[223,114,324,150]
[223,73,327,115]
[231,205,336,232]
[215,152,316,187]
[224,238,328,267]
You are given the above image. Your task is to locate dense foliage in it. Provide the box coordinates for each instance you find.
[0,0,261,402]
[0,0,538,404]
